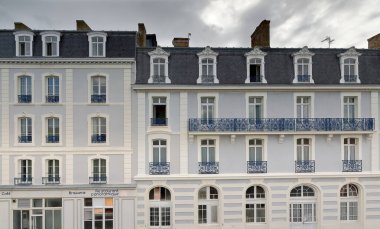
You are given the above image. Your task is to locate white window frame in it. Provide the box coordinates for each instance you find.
[87,73,109,104]
[148,47,171,84]
[198,136,219,163]
[244,47,267,83]
[14,156,35,182]
[197,46,219,84]
[244,185,267,223]
[87,155,110,181]
[245,136,268,162]
[14,31,34,57]
[339,183,360,221]
[14,114,35,146]
[148,134,171,163]
[289,185,317,224]
[41,156,63,181]
[292,46,314,83]
[15,73,34,104]
[148,93,170,129]
[294,136,315,161]
[88,114,110,146]
[198,93,219,119]
[87,32,107,57]
[197,186,220,225]
[147,186,172,228]
[42,114,63,146]
[341,135,362,160]
[338,47,361,83]
[341,93,361,118]
[42,73,62,104]
[294,93,314,118]
[246,93,267,118]
[40,31,61,57]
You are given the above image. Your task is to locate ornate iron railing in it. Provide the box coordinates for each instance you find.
[201,75,215,83]
[149,162,170,175]
[344,75,358,83]
[247,161,267,173]
[46,95,59,103]
[14,176,32,185]
[297,75,311,82]
[18,135,32,143]
[199,162,219,174]
[91,94,106,103]
[89,176,107,184]
[342,160,362,172]
[42,176,60,184]
[46,135,59,143]
[295,160,315,173]
[189,118,374,132]
[91,134,106,143]
[152,75,166,83]
[18,94,32,103]
[151,118,168,126]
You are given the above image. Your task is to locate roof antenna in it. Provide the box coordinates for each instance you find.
[321,36,335,48]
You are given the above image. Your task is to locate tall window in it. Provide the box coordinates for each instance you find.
[248,139,263,162]
[91,158,107,183]
[153,139,167,164]
[84,198,113,229]
[297,58,310,82]
[289,185,316,224]
[90,36,105,57]
[344,58,356,81]
[46,117,59,143]
[17,35,32,56]
[201,139,215,163]
[201,58,214,83]
[246,186,266,223]
[149,187,171,227]
[201,97,215,124]
[248,97,263,119]
[46,76,59,103]
[297,138,311,161]
[340,184,359,221]
[198,186,218,224]
[152,97,167,126]
[91,117,106,143]
[152,58,166,83]
[44,36,58,56]
[19,159,32,184]
[18,75,32,103]
[296,96,311,118]
[43,159,60,184]
[249,58,262,83]
[19,117,32,143]
[91,76,106,103]
[344,138,358,161]
[343,97,357,119]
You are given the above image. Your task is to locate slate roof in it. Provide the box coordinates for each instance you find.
[136,47,380,85]
[0,30,137,58]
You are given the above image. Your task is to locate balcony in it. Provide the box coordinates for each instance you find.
[199,162,219,174]
[91,94,106,103]
[247,161,267,173]
[149,162,170,175]
[344,75,358,83]
[295,160,315,173]
[249,75,263,83]
[188,118,374,132]
[152,75,166,84]
[42,176,60,184]
[151,118,168,126]
[89,176,107,184]
[342,160,362,172]
[18,95,32,103]
[18,135,32,143]
[201,75,215,83]
[91,134,106,143]
[46,135,59,143]
[14,176,32,185]
[297,75,311,83]
[46,95,59,103]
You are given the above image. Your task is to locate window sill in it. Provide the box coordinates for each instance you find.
[147,126,171,134]
[41,103,63,106]
[88,103,110,106]
[14,142,35,147]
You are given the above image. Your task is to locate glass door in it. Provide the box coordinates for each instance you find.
[31,215,43,229]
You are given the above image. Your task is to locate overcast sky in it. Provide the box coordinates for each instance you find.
[1,0,379,48]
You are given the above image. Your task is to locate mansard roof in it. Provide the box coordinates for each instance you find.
[136,47,380,85]
[0,30,137,58]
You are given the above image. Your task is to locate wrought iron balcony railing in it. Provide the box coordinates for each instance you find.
[297,75,311,82]
[18,135,32,143]
[91,134,106,143]
[91,94,106,103]
[247,161,267,173]
[149,162,170,175]
[18,95,32,103]
[14,176,32,185]
[342,160,362,172]
[295,160,315,173]
[46,95,59,103]
[152,75,166,84]
[189,118,374,132]
[344,75,358,83]
[151,118,168,126]
[201,75,215,83]
[249,75,263,83]
[46,135,59,143]
[89,176,107,184]
[42,176,60,184]
[199,162,219,174]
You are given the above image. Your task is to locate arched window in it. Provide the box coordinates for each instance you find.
[245,186,266,223]
[18,75,32,103]
[45,75,60,103]
[198,186,218,224]
[340,184,359,221]
[289,185,316,224]
[91,75,106,103]
[149,187,171,227]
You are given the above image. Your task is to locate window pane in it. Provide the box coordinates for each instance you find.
[211,205,218,223]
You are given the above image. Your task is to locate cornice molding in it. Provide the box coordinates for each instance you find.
[245,47,267,57]
[292,46,315,57]
[0,58,135,65]
[197,46,218,57]
[148,46,170,57]
[338,46,362,57]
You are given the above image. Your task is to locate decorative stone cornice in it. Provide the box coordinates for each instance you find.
[0,58,134,65]
[338,46,362,57]
[292,46,314,57]
[245,47,267,57]
[148,46,170,57]
[197,46,218,57]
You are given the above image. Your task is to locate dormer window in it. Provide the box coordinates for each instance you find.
[88,32,107,57]
[41,32,61,57]
[14,31,34,57]
[245,47,267,84]
[338,47,361,84]
[148,47,170,84]
[197,46,218,84]
[292,46,314,83]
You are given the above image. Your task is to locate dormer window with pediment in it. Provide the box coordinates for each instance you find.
[41,31,61,57]
[14,31,34,57]
[338,47,361,83]
[148,47,171,84]
[245,47,267,83]
[197,46,218,84]
[292,46,314,83]
[88,32,107,57]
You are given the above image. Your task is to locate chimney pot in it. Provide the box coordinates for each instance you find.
[251,20,270,48]
[14,22,31,31]
[76,20,92,31]
[172,38,189,47]
[137,23,147,48]
[368,33,380,49]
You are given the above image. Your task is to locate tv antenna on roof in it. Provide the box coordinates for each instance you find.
[321,36,335,48]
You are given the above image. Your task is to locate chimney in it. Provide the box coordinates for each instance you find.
[14,22,31,31]
[76,20,92,31]
[368,33,380,49]
[251,20,270,48]
[137,23,147,47]
[172,38,189,47]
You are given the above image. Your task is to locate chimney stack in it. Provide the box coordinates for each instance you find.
[172,38,189,47]
[137,23,147,48]
[251,20,270,48]
[14,22,31,31]
[368,33,380,49]
[76,20,92,31]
